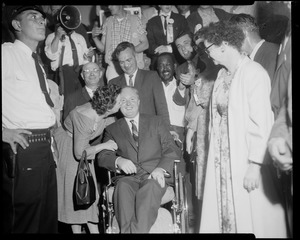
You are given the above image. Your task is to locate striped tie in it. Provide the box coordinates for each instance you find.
[129,74,134,87]
[130,120,138,147]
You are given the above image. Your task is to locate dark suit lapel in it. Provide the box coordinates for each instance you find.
[134,69,143,89]
[120,75,127,87]
[82,87,91,101]
[119,118,138,152]
[138,114,147,150]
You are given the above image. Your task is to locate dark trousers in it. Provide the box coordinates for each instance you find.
[2,138,58,233]
[113,173,167,233]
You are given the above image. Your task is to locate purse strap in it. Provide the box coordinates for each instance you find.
[79,150,92,174]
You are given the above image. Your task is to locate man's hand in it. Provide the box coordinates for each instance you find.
[179,73,196,86]
[268,137,293,171]
[55,25,66,40]
[84,47,95,61]
[2,128,32,154]
[92,26,103,38]
[116,157,137,175]
[170,130,179,141]
[154,45,170,55]
[148,167,166,188]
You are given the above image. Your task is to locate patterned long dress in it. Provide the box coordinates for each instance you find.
[212,70,237,233]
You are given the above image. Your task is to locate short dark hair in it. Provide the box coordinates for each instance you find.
[156,52,177,67]
[91,84,121,115]
[229,13,259,34]
[112,41,135,62]
[195,21,245,52]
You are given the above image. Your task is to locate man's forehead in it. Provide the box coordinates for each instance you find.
[84,63,99,69]
[176,34,191,43]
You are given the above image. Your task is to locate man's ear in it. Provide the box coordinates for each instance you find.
[11,20,21,32]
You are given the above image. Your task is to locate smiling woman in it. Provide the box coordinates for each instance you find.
[195,21,287,237]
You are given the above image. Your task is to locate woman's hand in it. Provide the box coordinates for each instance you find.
[243,161,261,193]
[102,140,118,151]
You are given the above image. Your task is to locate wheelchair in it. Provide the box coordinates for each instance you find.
[99,159,189,233]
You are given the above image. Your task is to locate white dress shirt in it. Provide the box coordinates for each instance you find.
[249,39,265,60]
[44,31,89,71]
[161,78,186,127]
[125,69,138,86]
[125,113,139,134]
[2,40,56,129]
[85,86,95,99]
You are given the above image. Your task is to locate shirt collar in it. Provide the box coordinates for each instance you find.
[183,10,190,18]
[125,69,138,82]
[85,86,95,98]
[160,11,171,18]
[15,39,35,58]
[162,77,176,88]
[250,39,265,60]
[125,113,140,129]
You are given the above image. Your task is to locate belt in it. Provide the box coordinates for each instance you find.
[23,128,52,143]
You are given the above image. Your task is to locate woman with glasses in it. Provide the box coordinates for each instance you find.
[196,21,287,237]
[54,84,122,233]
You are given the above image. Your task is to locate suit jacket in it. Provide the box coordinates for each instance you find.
[97,114,180,183]
[109,69,171,127]
[254,41,279,84]
[146,12,188,66]
[270,35,291,118]
[187,7,234,34]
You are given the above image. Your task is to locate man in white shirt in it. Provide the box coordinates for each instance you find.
[44,21,94,102]
[2,5,57,233]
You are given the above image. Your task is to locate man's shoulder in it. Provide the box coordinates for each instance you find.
[147,15,160,25]
[262,41,280,51]
[109,75,124,85]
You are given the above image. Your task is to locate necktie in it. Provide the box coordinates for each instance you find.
[130,120,138,147]
[32,52,54,107]
[162,15,168,35]
[68,34,80,73]
[129,74,134,87]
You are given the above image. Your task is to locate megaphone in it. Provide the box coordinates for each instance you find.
[58,5,81,30]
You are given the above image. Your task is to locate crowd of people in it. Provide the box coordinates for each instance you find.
[2,4,292,237]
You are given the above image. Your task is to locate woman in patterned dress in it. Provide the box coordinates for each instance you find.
[196,21,287,237]
[54,84,121,233]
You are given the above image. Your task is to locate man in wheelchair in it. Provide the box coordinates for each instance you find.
[97,86,180,233]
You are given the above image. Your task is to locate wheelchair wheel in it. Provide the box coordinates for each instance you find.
[178,172,189,233]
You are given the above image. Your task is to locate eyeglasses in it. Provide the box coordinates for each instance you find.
[83,68,100,74]
[204,43,214,55]
[196,43,214,56]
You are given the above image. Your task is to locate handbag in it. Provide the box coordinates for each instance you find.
[74,150,96,206]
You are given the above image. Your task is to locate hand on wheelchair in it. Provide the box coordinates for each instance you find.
[148,167,166,188]
[116,157,137,175]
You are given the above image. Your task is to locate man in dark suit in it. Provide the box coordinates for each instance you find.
[97,86,180,233]
[62,62,105,121]
[229,13,279,84]
[109,41,170,128]
[146,5,188,69]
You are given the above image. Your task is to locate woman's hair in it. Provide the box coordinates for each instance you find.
[91,84,121,115]
[195,21,245,52]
